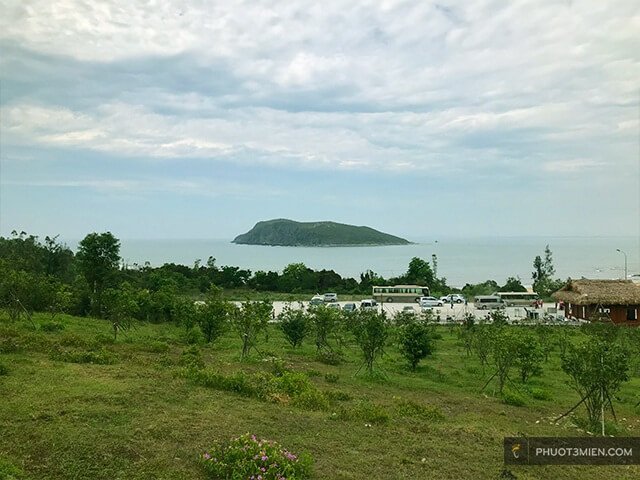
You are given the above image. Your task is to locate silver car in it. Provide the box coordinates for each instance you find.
[419,296,443,307]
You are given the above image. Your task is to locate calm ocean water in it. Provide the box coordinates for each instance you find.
[106,236,640,288]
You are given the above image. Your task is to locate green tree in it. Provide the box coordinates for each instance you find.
[351,309,389,375]
[404,257,435,287]
[398,321,436,371]
[483,327,518,393]
[473,324,493,372]
[513,331,544,383]
[458,313,476,356]
[43,235,74,281]
[561,338,629,433]
[196,287,229,344]
[500,277,526,292]
[532,245,558,297]
[230,300,272,359]
[309,305,343,353]
[76,232,121,316]
[102,283,138,341]
[278,304,309,348]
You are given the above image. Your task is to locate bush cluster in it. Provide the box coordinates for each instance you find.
[49,346,117,365]
[189,369,330,411]
[200,433,312,480]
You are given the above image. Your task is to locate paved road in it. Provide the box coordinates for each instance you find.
[265,300,576,325]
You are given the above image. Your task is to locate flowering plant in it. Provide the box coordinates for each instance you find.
[200,433,312,480]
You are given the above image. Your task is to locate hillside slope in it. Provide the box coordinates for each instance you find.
[232,219,411,246]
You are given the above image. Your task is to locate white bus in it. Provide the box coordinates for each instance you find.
[494,291,539,306]
[372,285,430,303]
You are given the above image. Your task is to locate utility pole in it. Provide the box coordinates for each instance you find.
[616,249,628,279]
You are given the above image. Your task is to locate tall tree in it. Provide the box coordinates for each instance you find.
[76,232,121,316]
[404,257,435,287]
[532,244,557,297]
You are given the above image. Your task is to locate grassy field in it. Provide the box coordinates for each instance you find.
[1,313,639,479]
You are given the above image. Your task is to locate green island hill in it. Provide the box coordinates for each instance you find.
[232,219,412,247]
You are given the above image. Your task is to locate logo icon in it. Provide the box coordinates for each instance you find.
[511,443,522,459]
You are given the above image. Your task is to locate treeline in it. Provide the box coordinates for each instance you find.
[0,231,531,322]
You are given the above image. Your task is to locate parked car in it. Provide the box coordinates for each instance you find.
[323,293,338,303]
[360,299,378,310]
[342,302,357,313]
[327,303,341,310]
[309,295,324,307]
[402,305,416,314]
[440,294,465,304]
[419,296,443,307]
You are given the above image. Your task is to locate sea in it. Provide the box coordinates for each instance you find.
[104,236,640,288]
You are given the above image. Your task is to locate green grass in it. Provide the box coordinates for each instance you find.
[1,314,639,479]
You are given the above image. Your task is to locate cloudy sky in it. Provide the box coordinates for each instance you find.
[1,0,638,240]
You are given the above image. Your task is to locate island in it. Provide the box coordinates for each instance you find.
[232,219,411,247]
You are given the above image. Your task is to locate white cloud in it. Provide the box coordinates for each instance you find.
[542,159,605,173]
[1,1,638,178]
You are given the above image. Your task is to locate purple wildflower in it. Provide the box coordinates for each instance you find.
[261,455,268,461]
[284,452,297,461]
[203,452,211,460]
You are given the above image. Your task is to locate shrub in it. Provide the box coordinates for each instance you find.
[324,373,339,383]
[188,369,329,412]
[50,346,117,365]
[316,350,343,366]
[263,356,287,376]
[185,327,204,345]
[200,433,312,480]
[0,456,24,479]
[0,363,8,376]
[291,389,330,411]
[141,340,170,353]
[58,333,89,348]
[0,337,20,354]
[325,390,352,402]
[527,387,552,401]
[39,321,65,332]
[394,399,445,421]
[180,345,205,369]
[94,333,115,346]
[502,388,527,407]
[334,400,390,424]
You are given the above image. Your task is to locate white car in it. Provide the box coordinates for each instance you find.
[440,294,465,304]
[419,296,443,307]
[323,293,338,303]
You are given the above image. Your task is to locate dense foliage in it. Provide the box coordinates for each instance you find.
[0,230,546,327]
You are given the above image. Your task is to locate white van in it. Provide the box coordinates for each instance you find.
[474,295,504,310]
[360,299,378,310]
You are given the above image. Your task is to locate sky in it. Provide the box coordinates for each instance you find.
[0,0,639,241]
